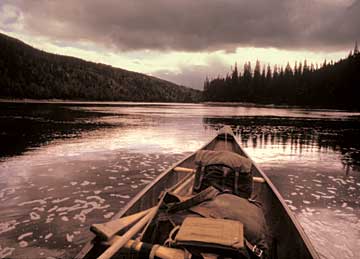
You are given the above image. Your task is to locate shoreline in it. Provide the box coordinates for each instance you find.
[0,98,358,111]
[0,98,200,106]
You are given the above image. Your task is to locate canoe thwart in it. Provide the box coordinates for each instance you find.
[174,166,265,183]
[173,166,196,174]
[252,176,265,183]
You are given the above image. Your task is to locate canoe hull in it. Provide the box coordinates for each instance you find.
[76,129,319,259]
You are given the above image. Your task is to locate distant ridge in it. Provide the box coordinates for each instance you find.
[0,33,201,102]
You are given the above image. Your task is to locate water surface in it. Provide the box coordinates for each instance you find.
[0,101,359,259]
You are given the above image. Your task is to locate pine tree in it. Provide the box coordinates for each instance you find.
[323,59,327,68]
[294,61,298,76]
[243,62,252,81]
[266,64,272,80]
[254,60,261,79]
[231,62,239,82]
[354,40,359,55]
[296,62,301,76]
[303,60,308,72]
[261,65,266,79]
[285,62,293,77]
[273,64,279,78]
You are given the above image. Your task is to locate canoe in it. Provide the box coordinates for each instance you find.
[75,126,319,259]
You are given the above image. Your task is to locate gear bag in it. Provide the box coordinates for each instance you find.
[193,150,253,198]
[190,193,269,257]
[174,217,247,258]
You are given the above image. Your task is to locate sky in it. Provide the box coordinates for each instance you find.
[0,0,359,90]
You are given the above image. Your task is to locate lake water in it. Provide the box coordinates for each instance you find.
[0,101,359,259]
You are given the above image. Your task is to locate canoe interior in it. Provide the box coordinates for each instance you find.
[76,132,319,259]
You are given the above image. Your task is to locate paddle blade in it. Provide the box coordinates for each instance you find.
[90,208,152,240]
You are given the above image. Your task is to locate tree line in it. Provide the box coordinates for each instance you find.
[0,33,201,102]
[203,43,360,109]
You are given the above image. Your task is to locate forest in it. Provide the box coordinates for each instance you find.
[0,33,201,102]
[1,32,359,108]
[203,44,360,109]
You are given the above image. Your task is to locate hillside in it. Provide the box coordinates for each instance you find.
[0,33,201,102]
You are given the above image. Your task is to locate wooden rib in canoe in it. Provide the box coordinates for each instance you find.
[75,126,319,259]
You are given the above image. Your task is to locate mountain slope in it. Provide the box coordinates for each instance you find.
[0,33,201,102]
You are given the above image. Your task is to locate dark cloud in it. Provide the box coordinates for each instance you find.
[2,0,359,51]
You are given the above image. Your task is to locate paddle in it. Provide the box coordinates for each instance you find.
[97,191,166,259]
[97,206,158,259]
[91,172,195,242]
[90,207,153,240]
[104,237,186,259]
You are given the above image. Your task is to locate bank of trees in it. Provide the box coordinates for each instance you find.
[0,33,201,102]
[204,44,360,109]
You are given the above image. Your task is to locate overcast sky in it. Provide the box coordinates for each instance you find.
[1,0,359,89]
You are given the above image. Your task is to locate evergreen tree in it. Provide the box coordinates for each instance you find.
[354,41,359,55]
[203,48,360,109]
[266,64,272,80]
[231,62,239,84]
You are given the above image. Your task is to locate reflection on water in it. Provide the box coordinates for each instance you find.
[205,116,360,171]
[0,101,359,259]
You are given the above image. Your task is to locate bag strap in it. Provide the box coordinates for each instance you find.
[245,238,264,258]
[193,163,205,192]
[167,187,219,213]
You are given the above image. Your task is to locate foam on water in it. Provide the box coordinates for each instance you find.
[18,199,47,206]
[0,246,15,258]
[80,181,90,186]
[61,216,69,222]
[0,220,19,235]
[299,210,360,259]
[104,212,114,219]
[311,194,321,199]
[19,241,28,248]
[110,194,130,199]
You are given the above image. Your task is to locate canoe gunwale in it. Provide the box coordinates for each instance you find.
[112,134,217,220]
[237,141,320,259]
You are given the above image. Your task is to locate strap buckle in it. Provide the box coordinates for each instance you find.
[252,245,263,258]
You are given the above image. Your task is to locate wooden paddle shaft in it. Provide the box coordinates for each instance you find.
[91,207,153,240]
[173,166,265,183]
[97,207,157,259]
[92,173,193,241]
[105,237,185,259]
